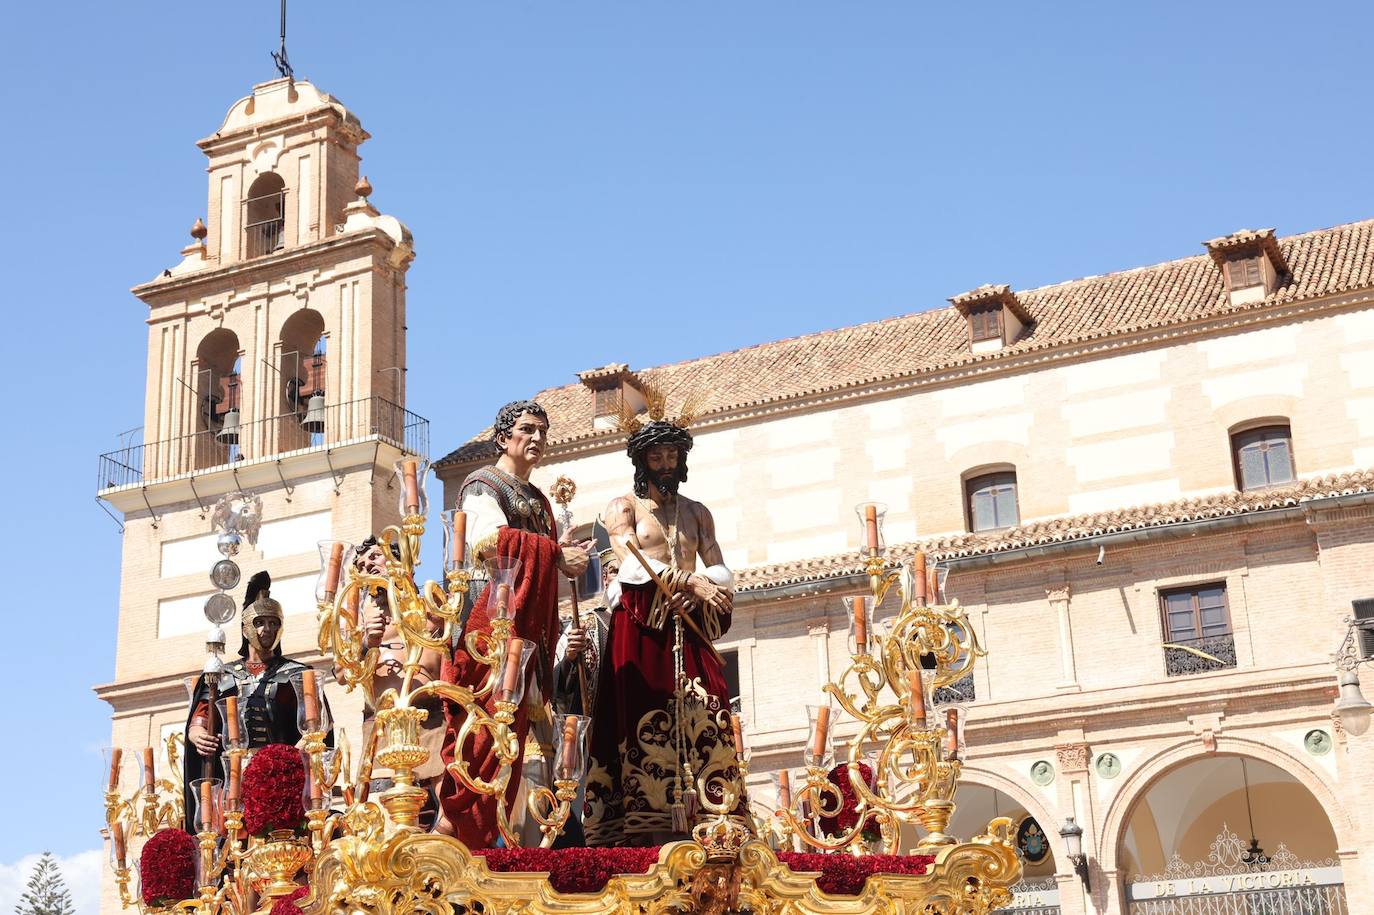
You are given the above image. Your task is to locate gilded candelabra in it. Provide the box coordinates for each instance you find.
[316,458,579,847]
[102,470,1024,915]
[771,502,987,857]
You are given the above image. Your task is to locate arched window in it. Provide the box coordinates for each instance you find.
[193,329,241,467]
[277,309,327,448]
[245,173,286,258]
[1231,423,1295,491]
[964,470,1019,532]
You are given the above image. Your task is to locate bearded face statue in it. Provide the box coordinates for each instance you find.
[627,421,693,498]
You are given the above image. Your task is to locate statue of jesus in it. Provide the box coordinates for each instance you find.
[582,413,743,846]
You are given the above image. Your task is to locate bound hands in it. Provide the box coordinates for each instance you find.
[665,575,733,621]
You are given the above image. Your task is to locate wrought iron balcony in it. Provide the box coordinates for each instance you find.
[933,673,976,705]
[97,396,428,492]
[1163,634,1238,678]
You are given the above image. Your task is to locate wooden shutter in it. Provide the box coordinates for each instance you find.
[1355,599,1374,660]
[1228,256,1262,289]
[968,307,1002,342]
[594,385,621,417]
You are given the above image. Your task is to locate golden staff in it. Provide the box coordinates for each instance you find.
[550,476,591,714]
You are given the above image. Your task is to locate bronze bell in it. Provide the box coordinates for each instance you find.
[216,408,241,445]
[301,394,326,434]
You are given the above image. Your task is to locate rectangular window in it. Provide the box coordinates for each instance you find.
[1227,256,1263,289]
[968,307,1003,342]
[1160,584,1237,676]
[593,385,622,417]
[720,649,741,712]
[1232,425,1295,490]
[1355,599,1374,661]
[965,472,1019,532]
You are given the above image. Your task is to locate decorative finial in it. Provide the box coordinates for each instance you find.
[190,217,208,242]
[355,176,373,200]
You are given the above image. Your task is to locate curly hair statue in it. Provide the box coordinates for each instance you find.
[492,400,549,444]
[626,420,693,498]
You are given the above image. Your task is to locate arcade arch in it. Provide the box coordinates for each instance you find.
[1111,751,1345,915]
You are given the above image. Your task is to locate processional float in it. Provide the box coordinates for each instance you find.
[101,463,1021,914]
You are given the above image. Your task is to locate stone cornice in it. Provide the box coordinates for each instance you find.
[131,228,402,305]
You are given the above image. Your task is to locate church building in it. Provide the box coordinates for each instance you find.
[438,220,1374,915]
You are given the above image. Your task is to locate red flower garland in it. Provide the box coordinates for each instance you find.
[268,885,310,915]
[472,846,933,897]
[474,847,661,894]
[242,743,307,837]
[139,828,198,906]
[778,852,935,895]
[817,762,880,841]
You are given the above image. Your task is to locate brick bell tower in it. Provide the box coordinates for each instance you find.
[94,77,425,913]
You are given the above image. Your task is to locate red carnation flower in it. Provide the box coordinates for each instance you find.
[818,762,880,841]
[475,847,660,894]
[242,744,307,837]
[139,828,198,905]
[269,884,311,915]
[778,852,935,895]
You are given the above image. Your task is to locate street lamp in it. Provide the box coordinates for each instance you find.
[1334,617,1374,737]
[1059,816,1090,890]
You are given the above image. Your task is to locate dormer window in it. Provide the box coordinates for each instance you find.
[1204,228,1289,306]
[578,363,647,431]
[967,306,1003,343]
[948,284,1031,353]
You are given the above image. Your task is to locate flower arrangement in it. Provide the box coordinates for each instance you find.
[243,744,307,837]
[817,761,882,843]
[777,852,935,895]
[268,885,310,915]
[139,828,198,906]
[474,847,661,894]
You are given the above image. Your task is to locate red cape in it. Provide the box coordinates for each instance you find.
[439,523,561,847]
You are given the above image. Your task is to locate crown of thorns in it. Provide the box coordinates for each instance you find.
[616,380,702,441]
[627,419,694,460]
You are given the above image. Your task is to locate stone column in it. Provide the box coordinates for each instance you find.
[1055,742,1101,915]
[808,618,831,692]
[1048,586,1079,691]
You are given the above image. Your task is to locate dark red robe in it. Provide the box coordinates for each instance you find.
[439,523,561,848]
[582,580,743,846]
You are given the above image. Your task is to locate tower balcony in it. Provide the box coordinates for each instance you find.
[97,395,428,513]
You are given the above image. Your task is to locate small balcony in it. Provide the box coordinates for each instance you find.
[933,673,976,705]
[97,396,428,493]
[1163,634,1238,677]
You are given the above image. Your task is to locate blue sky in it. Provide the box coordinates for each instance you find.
[1,0,1372,898]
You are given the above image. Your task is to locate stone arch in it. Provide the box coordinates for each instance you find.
[1098,735,1355,878]
[277,308,327,411]
[245,172,286,257]
[193,328,241,432]
[958,765,1071,878]
[891,764,1065,878]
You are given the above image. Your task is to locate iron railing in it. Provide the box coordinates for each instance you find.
[97,396,428,491]
[1129,883,1346,915]
[933,672,976,705]
[245,216,285,258]
[1163,634,1238,677]
[244,189,287,258]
